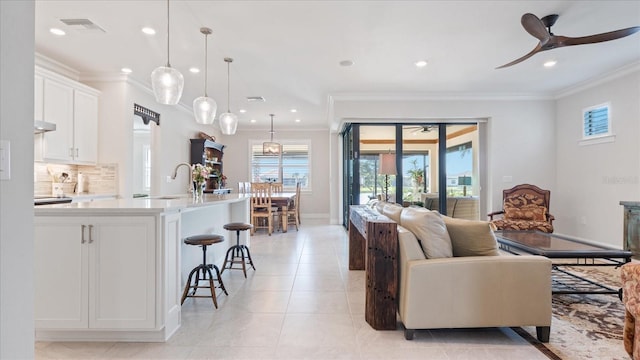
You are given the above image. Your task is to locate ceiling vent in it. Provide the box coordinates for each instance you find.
[60,18,106,33]
[246,96,266,102]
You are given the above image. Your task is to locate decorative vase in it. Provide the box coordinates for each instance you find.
[193,181,204,200]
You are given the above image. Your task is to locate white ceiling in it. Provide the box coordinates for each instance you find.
[34,1,640,132]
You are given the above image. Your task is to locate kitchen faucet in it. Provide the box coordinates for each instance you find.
[171,162,193,193]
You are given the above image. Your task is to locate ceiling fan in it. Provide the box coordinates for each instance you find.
[405,125,435,135]
[497,13,640,69]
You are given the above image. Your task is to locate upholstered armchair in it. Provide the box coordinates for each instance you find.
[622,262,640,359]
[488,184,555,233]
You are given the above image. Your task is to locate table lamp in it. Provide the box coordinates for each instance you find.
[379,153,397,202]
[458,176,472,196]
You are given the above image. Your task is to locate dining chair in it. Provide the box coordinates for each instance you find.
[270,182,283,193]
[281,182,301,231]
[250,183,275,235]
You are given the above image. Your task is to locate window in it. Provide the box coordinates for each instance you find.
[250,141,311,190]
[446,141,473,196]
[580,103,614,145]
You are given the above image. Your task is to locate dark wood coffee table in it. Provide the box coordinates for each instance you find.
[495,230,631,295]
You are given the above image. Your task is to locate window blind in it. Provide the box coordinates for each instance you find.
[583,106,609,137]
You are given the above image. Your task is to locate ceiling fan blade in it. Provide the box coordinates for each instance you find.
[560,26,640,46]
[521,13,550,42]
[496,44,543,69]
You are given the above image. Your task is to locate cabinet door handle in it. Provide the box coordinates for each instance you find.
[69,148,74,157]
[88,224,94,243]
[75,148,79,158]
[81,225,86,244]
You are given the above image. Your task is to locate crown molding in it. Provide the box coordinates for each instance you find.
[554,61,640,99]
[329,92,553,102]
[35,53,80,81]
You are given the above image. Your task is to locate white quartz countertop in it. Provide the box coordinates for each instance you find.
[35,193,249,215]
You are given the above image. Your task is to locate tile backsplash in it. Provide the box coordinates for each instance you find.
[34,163,118,197]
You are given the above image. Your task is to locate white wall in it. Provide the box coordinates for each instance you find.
[555,69,640,248]
[330,98,557,223]
[0,1,35,358]
[220,128,331,222]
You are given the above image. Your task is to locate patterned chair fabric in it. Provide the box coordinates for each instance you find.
[621,262,640,359]
[488,184,555,233]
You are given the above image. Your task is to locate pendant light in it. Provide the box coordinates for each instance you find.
[219,57,238,135]
[263,114,281,155]
[193,27,217,124]
[151,0,184,105]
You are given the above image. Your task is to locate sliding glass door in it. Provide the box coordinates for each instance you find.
[341,122,480,227]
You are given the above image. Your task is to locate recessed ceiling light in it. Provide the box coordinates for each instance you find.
[142,27,156,35]
[250,119,256,123]
[121,67,132,74]
[295,119,301,123]
[189,67,200,73]
[415,60,428,68]
[339,60,354,67]
[50,28,65,36]
[239,109,247,113]
[543,60,557,68]
[290,109,297,113]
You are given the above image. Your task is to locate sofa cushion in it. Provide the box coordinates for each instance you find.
[374,200,386,214]
[382,202,404,224]
[442,216,500,257]
[504,205,547,221]
[397,225,426,261]
[400,207,452,259]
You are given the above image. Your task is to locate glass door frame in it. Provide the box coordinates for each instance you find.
[340,121,483,225]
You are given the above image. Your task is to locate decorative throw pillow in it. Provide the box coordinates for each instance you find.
[374,200,386,214]
[382,202,403,224]
[400,207,452,259]
[504,205,547,221]
[442,216,500,257]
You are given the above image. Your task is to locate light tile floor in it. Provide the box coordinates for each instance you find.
[35,224,548,360]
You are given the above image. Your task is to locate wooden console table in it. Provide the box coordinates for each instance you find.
[348,205,398,330]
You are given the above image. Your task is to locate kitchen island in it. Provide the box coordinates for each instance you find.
[34,193,249,342]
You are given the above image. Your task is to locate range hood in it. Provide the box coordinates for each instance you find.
[34,120,56,133]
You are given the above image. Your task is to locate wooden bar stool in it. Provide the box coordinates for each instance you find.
[181,234,228,308]
[222,223,255,277]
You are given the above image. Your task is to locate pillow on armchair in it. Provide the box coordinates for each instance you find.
[504,205,547,221]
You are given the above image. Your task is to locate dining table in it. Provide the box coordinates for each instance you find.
[269,192,297,232]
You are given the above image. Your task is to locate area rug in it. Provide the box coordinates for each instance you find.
[515,265,630,360]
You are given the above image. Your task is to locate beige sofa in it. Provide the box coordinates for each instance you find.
[373,201,552,341]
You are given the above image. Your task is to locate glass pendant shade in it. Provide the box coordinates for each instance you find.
[151,0,183,105]
[219,57,238,135]
[151,66,184,105]
[219,112,238,135]
[193,27,216,124]
[193,96,217,124]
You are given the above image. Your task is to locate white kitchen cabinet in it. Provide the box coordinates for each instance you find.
[34,74,44,122]
[35,67,99,164]
[34,215,156,330]
[40,78,75,162]
[72,90,98,164]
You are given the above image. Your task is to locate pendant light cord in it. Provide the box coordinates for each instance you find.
[203,33,208,96]
[226,60,231,112]
[270,114,275,142]
[166,0,171,67]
